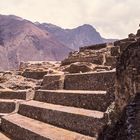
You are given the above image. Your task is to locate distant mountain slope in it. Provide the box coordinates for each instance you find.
[38,23,116,50]
[0,14,117,70]
[0,15,72,70]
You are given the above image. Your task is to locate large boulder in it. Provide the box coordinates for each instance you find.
[63,62,94,73]
[63,62,111,73]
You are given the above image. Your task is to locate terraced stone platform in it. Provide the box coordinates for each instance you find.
[22,71,48,79]
[2,114,95,140]
[34,90,110,111]
[0,99,19,113]
[0,90,34,118]
[0,90,33,100]
[18,100,107,137]
[64,71,115,91]
[0,71,115,139]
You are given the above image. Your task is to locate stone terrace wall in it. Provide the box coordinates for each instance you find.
[64,71,116,93]
[61,55,104,66]
[80,43,107,51]
[62,43,117,68]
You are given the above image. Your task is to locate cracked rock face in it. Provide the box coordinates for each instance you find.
[105,37,140,140]
[115,41,140,113]
[99,29,140,140]
[114,41,140,139]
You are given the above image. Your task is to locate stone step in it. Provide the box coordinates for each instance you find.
[1,114,95,140]
[34,90,110,111]
[0,113,9,118]
[0,114,8,125]
[0,132,11,140]
[22,71,48,79]
[64,71,115,91]
[18,100,107,137]
[0,90,33,100]
[42,74,64,90]
[0,113,9,125]
[0,99,18,113]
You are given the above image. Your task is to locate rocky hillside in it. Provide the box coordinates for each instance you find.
[38,23,116,50]
[0,14,116,70]
[0,15,72,70]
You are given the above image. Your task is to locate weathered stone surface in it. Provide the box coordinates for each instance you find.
[101,33,140,140]
[114,38,136,47]
[18,100,107,137]
[0,71,37,90]
[2,25,140,140]
[128,33,136,39]
[22,71,48,79]
[104,55,116,69]
[19,61,61,71]
[34,90,111,112]
[93,65,111,72]
[61,55,104,66]
[114,38,137,53]
[119,41,136,52]
[41,74,65,90]
[61,43,117,71]
[1,114,95,140]
[20,61,62,79]
[0,100,16,113]
[64,71,115,93]
[0,90,30,100]
[111,46,120,56]
[63,62,94,73]
[80,43,107,51]
[62,62,111,73]
[0,113,9,118]
[115,41,140,113]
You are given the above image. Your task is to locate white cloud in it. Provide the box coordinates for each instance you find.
[0,0,140,38]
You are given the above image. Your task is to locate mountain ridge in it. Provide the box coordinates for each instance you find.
[0,15,72,70]
[0,14,117,70]
[38,23,117,50]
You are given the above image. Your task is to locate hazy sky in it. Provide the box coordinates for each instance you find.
[0,0,140,38]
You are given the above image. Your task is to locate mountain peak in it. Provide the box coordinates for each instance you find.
[81,24,94,28]
[0,14,23,21]
[74,24,96,33]
[77,24,95,30]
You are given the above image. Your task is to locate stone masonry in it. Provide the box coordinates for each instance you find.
[0,29,139,140]
[61,42,116,69]
[0,70,115,139]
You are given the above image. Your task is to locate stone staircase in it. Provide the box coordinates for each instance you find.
[0,71,115,140]
[0,90,34,118]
